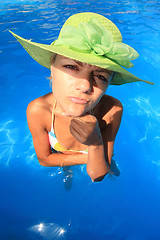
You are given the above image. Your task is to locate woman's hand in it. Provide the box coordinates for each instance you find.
[69,115,103,146]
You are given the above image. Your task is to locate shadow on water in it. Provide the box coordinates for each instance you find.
[62,167,74,191]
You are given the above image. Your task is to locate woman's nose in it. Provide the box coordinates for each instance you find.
[76,76,92,93]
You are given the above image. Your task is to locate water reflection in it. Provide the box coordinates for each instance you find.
[0,120,15,166]
[29,222,66,240]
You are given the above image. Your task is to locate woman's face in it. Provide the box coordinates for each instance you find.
[51,54,113,117]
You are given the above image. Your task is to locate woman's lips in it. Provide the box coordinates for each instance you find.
[69,97,89,104]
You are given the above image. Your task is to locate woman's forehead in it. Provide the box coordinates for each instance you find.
[56,54,112,74]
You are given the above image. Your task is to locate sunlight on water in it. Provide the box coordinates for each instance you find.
[29,222,66,240]
[0,0,37,5]
[0,120,16,166]
[133,97,160,119]
[129,97,160,142]
[126,96,160,179]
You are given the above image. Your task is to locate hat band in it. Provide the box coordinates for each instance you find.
[53,18,139,68]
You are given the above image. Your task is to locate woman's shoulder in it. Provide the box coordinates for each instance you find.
[103,94,123,109]
[96,95,123,113]
[26,92,53,130]
[95,95,123,125]
[27,93,53,113]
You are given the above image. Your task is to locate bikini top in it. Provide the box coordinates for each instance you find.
[48,100,88,154]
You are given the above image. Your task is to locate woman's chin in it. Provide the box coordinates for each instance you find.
[64,108,88,118]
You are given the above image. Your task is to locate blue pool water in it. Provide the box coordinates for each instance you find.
[0,0,160,239]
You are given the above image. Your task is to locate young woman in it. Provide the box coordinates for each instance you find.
[9,12,153,182]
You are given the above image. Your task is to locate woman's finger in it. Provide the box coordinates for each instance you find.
[69,124,86,143]
[70,119,88,136]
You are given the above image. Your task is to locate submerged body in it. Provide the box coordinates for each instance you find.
[27,55,123,182]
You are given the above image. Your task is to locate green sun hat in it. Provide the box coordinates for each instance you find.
[9,12,153,85]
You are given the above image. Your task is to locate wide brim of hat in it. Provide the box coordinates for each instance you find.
[9,30,154,85]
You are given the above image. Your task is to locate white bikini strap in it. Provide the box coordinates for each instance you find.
[51,100,57,132]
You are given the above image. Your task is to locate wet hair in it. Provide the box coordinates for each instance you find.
[48,53,57,86]
[51,53,57,65]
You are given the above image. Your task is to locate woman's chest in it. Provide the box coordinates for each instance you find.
[53,114,87,151]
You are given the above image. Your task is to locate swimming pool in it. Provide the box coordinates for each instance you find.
[0,0,160,239]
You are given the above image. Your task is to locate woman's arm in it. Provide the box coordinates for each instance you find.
[69,102,123,182]
[87,107,122,182]
[38,151,87,167]
[87,143,109,182]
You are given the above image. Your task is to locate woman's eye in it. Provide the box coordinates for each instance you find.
[63,65,78,70]
[95,75,107,82]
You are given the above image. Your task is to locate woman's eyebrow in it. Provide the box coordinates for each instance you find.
[73,60,84,66]
[94,69,112,74]
[61,57,84,66]
[62,57,112,73]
